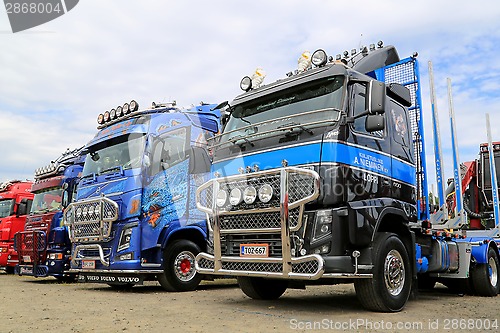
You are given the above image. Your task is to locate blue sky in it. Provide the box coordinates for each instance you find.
[1,0,499,190]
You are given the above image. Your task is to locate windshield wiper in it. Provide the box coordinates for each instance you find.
[98,166,122,175]
[278,122,314,135]
[229,135,255,147]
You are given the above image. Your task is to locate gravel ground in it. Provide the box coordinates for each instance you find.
[1,270,500,333]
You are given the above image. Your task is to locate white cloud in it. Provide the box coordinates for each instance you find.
[1,0,500,183]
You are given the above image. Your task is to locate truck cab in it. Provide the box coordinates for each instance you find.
[15,148,85,280]
[0,180,34,273]
[65,100,220,290]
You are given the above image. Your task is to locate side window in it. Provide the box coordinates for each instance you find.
[351,83,384,138]
[390,101,411,147]
[352,83,367,132]
[150,127,188,176]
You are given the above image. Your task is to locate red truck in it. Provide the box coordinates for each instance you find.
[0,180,34,273]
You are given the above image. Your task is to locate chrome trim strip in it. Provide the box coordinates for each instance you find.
[69,269,164,274]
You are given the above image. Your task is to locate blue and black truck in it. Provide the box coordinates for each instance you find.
[195,42,500,312]
[15,148,85,281]
[64,100,220,291]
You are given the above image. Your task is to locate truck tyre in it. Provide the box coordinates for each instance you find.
[158,239,202,292]
[470,246,500,296]
[354,232,411,312]
[5,266,15,274]
[237,276,288,300]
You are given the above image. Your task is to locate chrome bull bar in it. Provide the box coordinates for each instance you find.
[196,167,326,279]
[72,244,109,267]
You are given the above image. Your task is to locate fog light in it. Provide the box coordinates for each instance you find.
[240,76,252,91]
[313,244,330,254]
[312,49,328,67]
[258,184,273,203]
[216,190,228,208]
[243,186,257,204]
[229,188,242,206]
[119,253,133,261]
[97,114,104,124]
[130,100,139,112]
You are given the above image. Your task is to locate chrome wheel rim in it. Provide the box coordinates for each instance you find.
[488,256,498,287]
[174,250,196,282]
[384,249,405,296]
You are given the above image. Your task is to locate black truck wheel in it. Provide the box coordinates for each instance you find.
[470,246,500,296]
[354,232,412,312]
[158,239,202,292]
[237,276,288,300]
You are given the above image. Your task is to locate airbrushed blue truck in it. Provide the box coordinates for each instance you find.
[15,148,85,281]
[194,42,500,312]
[64,100,220,290]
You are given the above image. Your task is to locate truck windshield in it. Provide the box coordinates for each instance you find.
[0,199,14,218]
[221,76,345,144]
[82,133,146,177]
[31,188,63,214]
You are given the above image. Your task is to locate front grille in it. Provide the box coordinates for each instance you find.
[292,260,320,274]
[15,231,46,264]
[197,257,214,270]
[222,261,283,273]
[219,208,300,231]
[65,197,118,242]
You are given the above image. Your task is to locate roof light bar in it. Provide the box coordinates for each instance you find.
[97,100,140,126]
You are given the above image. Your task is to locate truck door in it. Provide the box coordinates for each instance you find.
[346,82,392,201]
[141,127,190,250]
[387,100,416,203]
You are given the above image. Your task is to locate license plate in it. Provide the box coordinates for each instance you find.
[23,255,31,263]
[20,266,33,274]
[240,244,269,257]
[82,260,95,269]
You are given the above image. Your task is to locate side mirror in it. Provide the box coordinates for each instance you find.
[189,146,211,174]
[368,81,386,114]
[365,114,385,132]
[62,190,70,208]
[16,198,31,217]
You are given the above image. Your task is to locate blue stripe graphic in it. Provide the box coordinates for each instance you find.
[213,141,416,185]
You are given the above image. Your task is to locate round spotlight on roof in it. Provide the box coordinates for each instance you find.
[110,108,117,120]
[104,111,111,122]
[123,102,131,114]
[311,49,328,67]
[240,76,252,92]
[130,100,139,112]
[116,106,124,117]
[97,114,104,125]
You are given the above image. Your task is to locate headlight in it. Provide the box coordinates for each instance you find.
[118,227,133,252]
[216,190,228,208]
[312,49,328,67]
[258,184,273,203]
[82,206,88,217]
[110,108,117,119]
[103,111,110,122]
[229,188,242,206]
[240,76,252,91]
[243,186,257,204]
[76,207,82,218]
[97,114,104,124]
[312,210,332,242]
